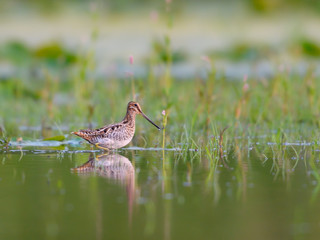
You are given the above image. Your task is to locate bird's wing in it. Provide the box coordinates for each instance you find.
[93,122,125,137]
[73,122,125,139]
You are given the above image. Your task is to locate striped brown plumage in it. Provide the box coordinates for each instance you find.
[72,101,161,150]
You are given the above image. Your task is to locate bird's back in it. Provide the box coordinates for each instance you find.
[72,121,135,149]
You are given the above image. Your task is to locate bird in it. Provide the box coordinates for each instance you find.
[72,101,161,150]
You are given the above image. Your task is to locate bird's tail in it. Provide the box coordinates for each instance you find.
[71,131,90,141]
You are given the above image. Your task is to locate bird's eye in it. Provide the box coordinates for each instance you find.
[134,104,137,107]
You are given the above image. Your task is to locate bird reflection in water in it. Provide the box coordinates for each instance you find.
[72,153,135,225]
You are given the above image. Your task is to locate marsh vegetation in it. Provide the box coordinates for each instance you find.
[1,1,320,239]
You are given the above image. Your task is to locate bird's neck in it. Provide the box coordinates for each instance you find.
[123,111,136,127]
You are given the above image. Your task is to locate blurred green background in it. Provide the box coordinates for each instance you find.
[0,0,320,142]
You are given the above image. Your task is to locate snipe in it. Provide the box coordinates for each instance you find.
[72,101,161,150]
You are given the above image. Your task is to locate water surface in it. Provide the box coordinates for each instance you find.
[1,145,320,239]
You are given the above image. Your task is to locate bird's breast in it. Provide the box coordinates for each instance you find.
[98,125,135,149]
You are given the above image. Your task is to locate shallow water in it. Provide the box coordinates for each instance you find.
[1,144,320,239]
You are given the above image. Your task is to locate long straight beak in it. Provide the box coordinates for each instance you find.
[141,112,161,130]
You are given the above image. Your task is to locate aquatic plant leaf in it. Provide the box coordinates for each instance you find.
[43,135,65,141]
[0,41,32,64]
[33,42,77,67]
[300,39,320,57]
